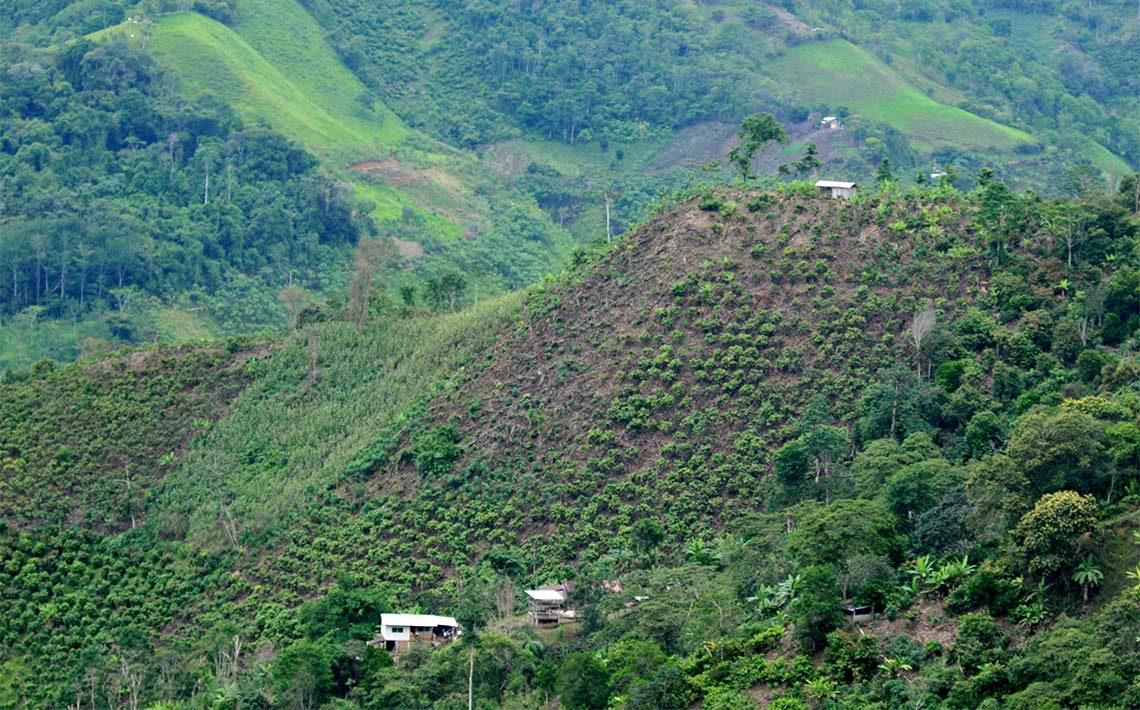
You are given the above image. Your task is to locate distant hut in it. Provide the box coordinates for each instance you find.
[816,180,857,199]
[843,604,875,624]
[819,116,842,130]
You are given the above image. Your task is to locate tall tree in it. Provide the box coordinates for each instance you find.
[1011,490,1098,578]
[727,113,786,181]
[346,237,389,327]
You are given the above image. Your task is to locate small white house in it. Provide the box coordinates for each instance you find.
[819,116,842,130]
[816,180,857,199]
[369,613,461,654]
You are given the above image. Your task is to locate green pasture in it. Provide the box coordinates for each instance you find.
[771,40,1034,152]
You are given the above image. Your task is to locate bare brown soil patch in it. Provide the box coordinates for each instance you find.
[858,598,960,649]
[392,236,425,259]
[348,158,423,186]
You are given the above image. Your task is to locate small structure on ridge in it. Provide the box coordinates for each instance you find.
[816,180,857,199]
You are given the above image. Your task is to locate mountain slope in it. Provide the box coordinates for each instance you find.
[769,40,1034,152]
[150,11,406,165]
[143,2,580,293]
[149,11,403,166]
[5,182,1140,706]
[140,185,995,597]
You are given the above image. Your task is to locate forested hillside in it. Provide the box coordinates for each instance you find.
[7,1,1140,707]
[299,0,1139,179]
[0,0,583,369]
[6,0,1140,369]
[4,178,1140,708]
[0,34,367,353]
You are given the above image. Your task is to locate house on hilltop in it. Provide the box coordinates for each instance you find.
[367,613,461,654]
[816,180,857,199]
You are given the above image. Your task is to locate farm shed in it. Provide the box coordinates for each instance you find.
[816,180,857,199]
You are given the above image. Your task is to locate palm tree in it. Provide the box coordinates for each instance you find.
[878,656,913,679]
[1126,564,1140,589]
[1072,555,1104,603]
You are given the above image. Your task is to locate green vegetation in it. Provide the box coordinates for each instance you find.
[150,6,406,166]
[0,343,255,532]
[4,176,1140,707]
[150,294,524,550]
[13,0,1140,369]
[768,40,1033,152]
[10,0,1140,706]
[0,33,364,369]
[0,0,582,370]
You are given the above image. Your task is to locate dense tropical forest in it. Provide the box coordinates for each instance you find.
[5,0,1140,708]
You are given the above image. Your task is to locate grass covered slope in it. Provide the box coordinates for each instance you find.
[770,40,1033,152]
[150,8,405,165]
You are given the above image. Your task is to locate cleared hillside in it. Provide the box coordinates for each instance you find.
[6,182,1140,707]
[150,8,405,165]
[769,40,1033,152]
[119,185,998,604]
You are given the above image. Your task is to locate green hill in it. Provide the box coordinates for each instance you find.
[150,6,405,166]
[5,182,1140,707]
[7,0,1140,706]
[769,40,1033,152]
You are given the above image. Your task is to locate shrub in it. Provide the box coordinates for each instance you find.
[411,426,461,477]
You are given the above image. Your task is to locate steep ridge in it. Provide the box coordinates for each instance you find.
[250,185,988,593]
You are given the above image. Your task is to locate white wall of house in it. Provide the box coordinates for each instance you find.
[381,624,411,641]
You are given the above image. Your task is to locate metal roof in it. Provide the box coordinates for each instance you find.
[380,613,459,628]
[815,180,856,189]
[525,589,566,602]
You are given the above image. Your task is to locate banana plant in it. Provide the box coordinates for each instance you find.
[878,656,913,679]
[1126,564,1140,589]
[934,555,976,592]
[907,554,938,594]
[1072,555,1104,603]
